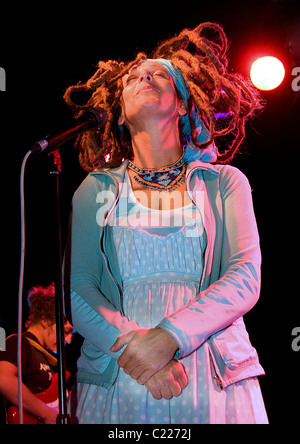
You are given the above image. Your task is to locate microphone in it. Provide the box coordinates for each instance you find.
[31,107,108,154]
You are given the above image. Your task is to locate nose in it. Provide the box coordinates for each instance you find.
[139,70,153,82]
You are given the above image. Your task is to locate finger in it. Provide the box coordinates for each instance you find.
[149,389,162,400]
[136,368,158,385]
[122,363,144,380]
[118,355,132,371]
[160,385,173,400]
[110,337,126,353]
[161,372,182,398]
[151,391,162,400]
[176,373,188,389]
[119,352,143,373]
[169,380,182,398]
[145,381,162,400]
[173,363,188,389]
[130,364,146,381]
[110,331,135,353]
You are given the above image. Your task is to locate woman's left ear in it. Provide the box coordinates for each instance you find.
[178,100,187,117]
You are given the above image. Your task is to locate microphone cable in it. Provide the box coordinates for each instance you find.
[17,150,33,424]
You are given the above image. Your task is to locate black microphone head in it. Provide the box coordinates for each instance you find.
[31,107,109,154]
[83,107,108,130]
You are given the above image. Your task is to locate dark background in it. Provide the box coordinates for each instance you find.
[1,0,299,425]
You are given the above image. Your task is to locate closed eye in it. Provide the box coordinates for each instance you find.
[126,75,138,84]
[154,71,169,79]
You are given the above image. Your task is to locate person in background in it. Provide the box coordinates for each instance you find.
[0,282,73,424]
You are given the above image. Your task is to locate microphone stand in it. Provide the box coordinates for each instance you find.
[25,108,107,424]
[48,150,70,424]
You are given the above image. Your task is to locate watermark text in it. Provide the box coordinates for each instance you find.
[0,327,6,351]
[0,67,6,91]
[95,184,205,238]
[292,327,300,352]
[292,67,300,92]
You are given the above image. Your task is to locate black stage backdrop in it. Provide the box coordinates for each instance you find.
[0,0,299,425]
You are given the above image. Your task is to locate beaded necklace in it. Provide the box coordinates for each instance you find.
[127,153,186,192]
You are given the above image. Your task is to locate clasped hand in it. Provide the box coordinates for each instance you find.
[110,328,188,400]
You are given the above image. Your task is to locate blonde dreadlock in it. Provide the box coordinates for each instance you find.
[64,22,262,172]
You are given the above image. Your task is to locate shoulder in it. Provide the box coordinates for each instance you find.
[0,333,32,366]
[72,161,128,211]
[73,174,103,201]
[213,163,249,182]
[71,174,110,217]
[200,163,252,203]
[5,333,33,351]
[213,164,251,192]
[73,161,127,199]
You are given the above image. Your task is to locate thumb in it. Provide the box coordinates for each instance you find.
[110,331,135,352]
[172,362,188,389]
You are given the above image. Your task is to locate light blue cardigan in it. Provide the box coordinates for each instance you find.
[63,157,265,389]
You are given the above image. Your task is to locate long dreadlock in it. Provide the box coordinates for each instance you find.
[64,22,262,172]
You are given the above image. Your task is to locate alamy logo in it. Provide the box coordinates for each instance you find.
[292,67,300,92]
[0,67,6,91]
[95,184,205,238]
[0,327,6,351]
[291,327,300,352]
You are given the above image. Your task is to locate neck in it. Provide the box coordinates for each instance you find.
[27,324,45,347]
[129,118,183,169]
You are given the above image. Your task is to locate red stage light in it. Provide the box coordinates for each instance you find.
[250,56,285,91]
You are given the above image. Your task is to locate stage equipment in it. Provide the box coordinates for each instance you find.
[18,107,107,424]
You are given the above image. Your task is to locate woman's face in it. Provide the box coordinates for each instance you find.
[119,61,185,129]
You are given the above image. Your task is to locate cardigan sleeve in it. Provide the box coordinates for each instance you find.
[63,175,141,358]
[156,166,261,358]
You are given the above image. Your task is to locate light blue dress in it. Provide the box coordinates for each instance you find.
[75,173,268,424]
